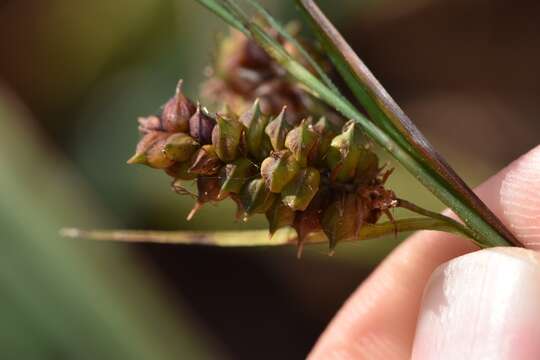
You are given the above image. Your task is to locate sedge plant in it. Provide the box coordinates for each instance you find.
[63,0,520,256]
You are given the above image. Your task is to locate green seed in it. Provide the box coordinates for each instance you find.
[326,121,364,182]
[260,150,301,193]
[240,99,273,160]
[281,167,320,211]
[218,157,254,199]
[162,133,199,162]
[212,114,243,161]
[239,178,277,220]
[285,120,320,167]
[265,106,291,151]
[312,116,338,164]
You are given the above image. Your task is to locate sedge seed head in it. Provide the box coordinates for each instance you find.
[128,28,399,253]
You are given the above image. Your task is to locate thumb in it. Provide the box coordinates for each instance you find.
[412,248,540,359]
[412,146,540,359]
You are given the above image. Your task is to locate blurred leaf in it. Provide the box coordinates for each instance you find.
[0,86,219,359]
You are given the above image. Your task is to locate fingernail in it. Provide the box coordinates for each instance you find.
[412,248,540,360]
[500,145,540,249]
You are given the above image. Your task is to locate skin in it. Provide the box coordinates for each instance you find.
[309,144,540,359]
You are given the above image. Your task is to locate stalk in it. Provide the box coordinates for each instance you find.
[61,217,470,246]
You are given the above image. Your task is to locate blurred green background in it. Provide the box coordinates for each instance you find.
[0,0,538,358]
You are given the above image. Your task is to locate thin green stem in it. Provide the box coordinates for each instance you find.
[397,199,479,245]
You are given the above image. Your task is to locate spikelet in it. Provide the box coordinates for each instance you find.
[260,150,300,193]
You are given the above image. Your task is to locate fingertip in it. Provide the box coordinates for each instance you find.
[413,247,540,359]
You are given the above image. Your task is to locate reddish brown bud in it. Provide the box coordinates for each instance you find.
[294,193,329,257]
[187,176,221,221]
[161,80,195,133]
[127,131,174,169]
[322,193,362,253]
[242,36,272,68]
[138,115,162,133]
[197,176,221,203]
[189,104,215,145]
[189,145,222,176]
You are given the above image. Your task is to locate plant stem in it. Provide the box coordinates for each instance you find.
[397,199,479,246]
[61,216,471,246]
